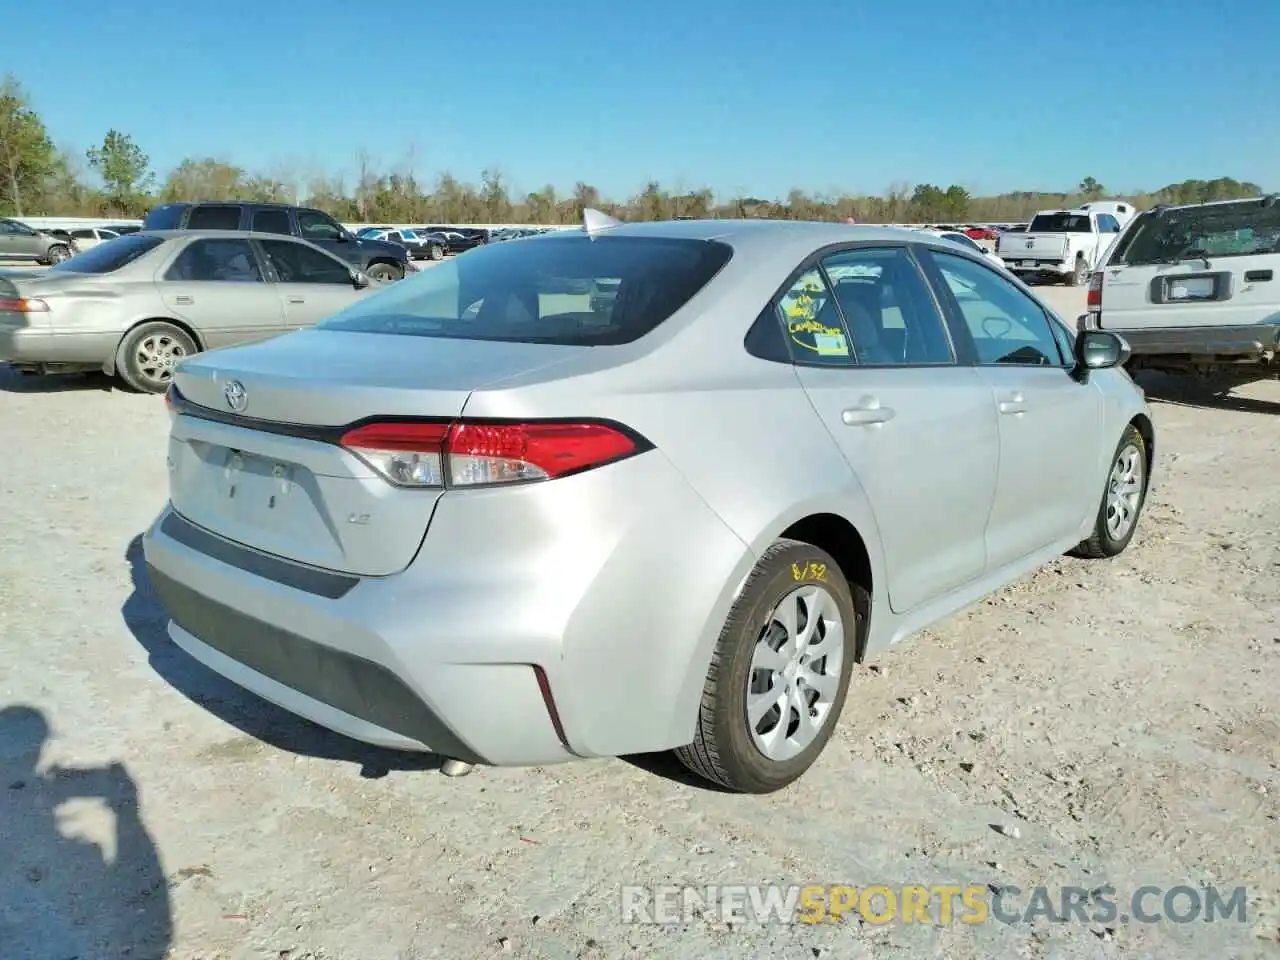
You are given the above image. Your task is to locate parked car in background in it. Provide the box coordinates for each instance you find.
[0,218,75,265]
[996,208,1123,285]
[140,215,1152,794]
[143,202,411,282]
[69,226,122,251]
[963,226,999,241]
[916,228,1006,266]
[0,230,377,392]
[420,227,488,254]
[1083,193,1280,388]
[359,227,446,261]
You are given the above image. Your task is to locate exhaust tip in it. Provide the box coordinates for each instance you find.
[440,758,476,778]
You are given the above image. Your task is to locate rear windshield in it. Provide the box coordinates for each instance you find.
[142,204,186,230]
[1028,213,1092,233]
[1113,200,1280,266]
[50,234,164,274]
[316,235,733,345]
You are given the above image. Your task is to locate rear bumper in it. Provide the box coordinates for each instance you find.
[140,452,753,766]
[1093,321,1280,357]
[0,327,119,366]
[1001,258,1071,275]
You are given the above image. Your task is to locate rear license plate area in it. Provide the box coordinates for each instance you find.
[222,448,302,528]
[1021,260,1037,268]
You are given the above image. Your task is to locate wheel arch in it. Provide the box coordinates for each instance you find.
[1130,412,1155,484]
[105,316,204,376]
[778,513,875,659]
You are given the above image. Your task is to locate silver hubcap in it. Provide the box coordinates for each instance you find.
[747,585,845,763]
[1105,443,1143,540]
[50,246,68,262]
[135,333,187,387]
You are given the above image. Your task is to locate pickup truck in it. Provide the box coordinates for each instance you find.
[996,208,1125,285]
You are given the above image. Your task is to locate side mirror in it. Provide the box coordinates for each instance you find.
[1076,329,1130,370]
[351,269,370,289]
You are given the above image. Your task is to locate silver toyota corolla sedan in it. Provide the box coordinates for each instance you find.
[142,214,1154,793]
[0,230,378,392]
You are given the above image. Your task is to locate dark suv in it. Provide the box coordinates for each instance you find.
[142,202,410,281]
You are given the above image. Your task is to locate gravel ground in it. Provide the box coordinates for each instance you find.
[1,286,1277,960]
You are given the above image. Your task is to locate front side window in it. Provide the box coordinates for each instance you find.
[260,239,352,284]
[186,205,243,230]
[1097,214,1120,233]
[316,235,733,345]
[165,238,263,282]
[51,234,165,274]
[822,247,955,365]
[927,250,1066,366]
[297,210,345,241]
[1118,199,1280,265]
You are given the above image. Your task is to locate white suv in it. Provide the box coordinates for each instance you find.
[1082,195,1280,384]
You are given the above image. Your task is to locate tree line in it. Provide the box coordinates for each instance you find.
[0,75,1266,225]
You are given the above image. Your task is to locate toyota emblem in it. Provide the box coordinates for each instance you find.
[224,380,248,412]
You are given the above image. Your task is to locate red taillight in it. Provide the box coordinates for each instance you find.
[1086,272,1103,312]
[0,297,49,313]
[339,419,643,488]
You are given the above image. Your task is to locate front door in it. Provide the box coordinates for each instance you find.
[257,237,365,329]
[158,237,285,349]
[922,248,1102,570]
[789,245,1000,614]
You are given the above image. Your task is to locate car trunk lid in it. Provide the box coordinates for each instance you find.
[167,329,584,577]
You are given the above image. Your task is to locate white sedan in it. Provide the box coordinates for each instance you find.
[68,227,122,252]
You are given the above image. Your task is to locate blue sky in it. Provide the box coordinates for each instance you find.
[5,0,1276,200]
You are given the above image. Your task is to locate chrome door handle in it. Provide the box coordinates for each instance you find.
[842,403,895,426]
[286,296,305,304]
[998,392,1027,415]
[175,295,194,305]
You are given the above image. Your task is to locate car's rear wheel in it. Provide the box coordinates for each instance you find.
[675,539,861,793]
[366,261,403,282]
[116,321,197,394]
[1071,424,1148,559]
[42,244,71,265]
[1068,254,1088,286]
[429,244,444,261]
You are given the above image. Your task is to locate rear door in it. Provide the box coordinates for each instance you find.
[158,237,286,349]
[920,247,1101,569]
[257,237,366,329]
[1098,199,1280,332]
[790,245,999,614]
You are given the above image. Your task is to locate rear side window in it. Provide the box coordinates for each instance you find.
[165,238,263,282]
[50,234,165,274]
[1118,199,1280,265]
[186,205,243,230]
[71,229,94,239]
[252,209,293,235]
[316,235,733,345]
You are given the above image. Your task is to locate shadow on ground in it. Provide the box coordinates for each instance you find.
[121,535,441,779]
[1137,371,1280,415]
[0,705,172,958]
[0,364,114,394]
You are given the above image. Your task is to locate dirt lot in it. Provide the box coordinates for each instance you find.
[1,285,1277,960]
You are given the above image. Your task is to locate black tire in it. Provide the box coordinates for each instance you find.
[366,261,403,282]
[674,539,863,793]
[1068,255,1088,286]
[115,321,198,394]
[1070,424,1148,559]
[41,244,71,265]
[429,244,444,261]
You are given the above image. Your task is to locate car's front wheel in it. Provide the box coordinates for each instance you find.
[1071,423,1149,559]
[366,261,404,282]
[675,539,862,793]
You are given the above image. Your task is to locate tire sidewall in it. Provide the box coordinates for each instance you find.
[1094,426,1148,553]
[712,542,861,791]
